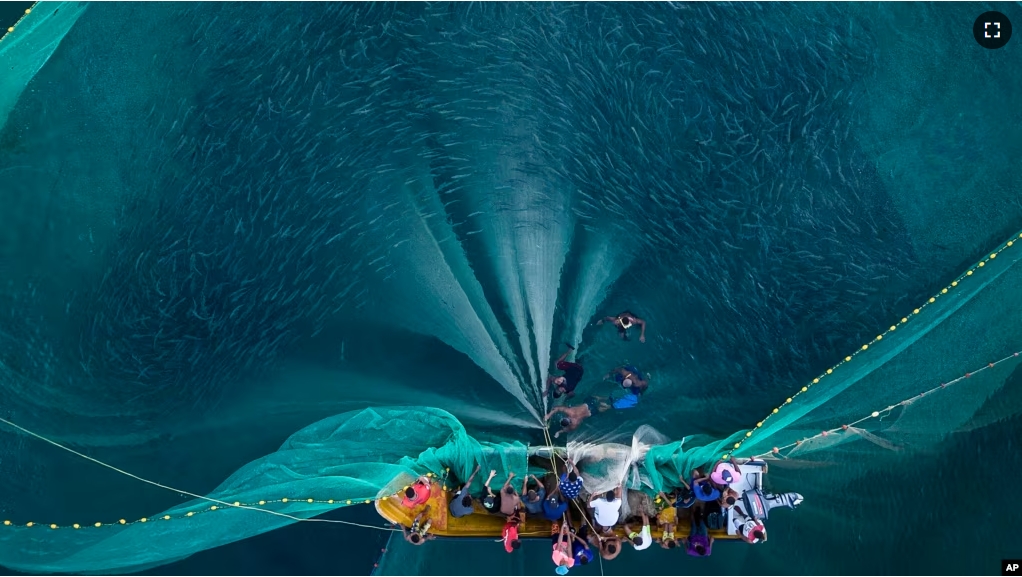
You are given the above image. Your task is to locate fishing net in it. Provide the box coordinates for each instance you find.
[1,2,1021,575]
[0,406,533,574]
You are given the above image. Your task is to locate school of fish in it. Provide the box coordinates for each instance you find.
[1,2,1008,444]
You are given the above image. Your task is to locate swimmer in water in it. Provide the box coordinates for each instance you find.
[544,343,584,400]
[597,311,647,343]
[585,365,649,412]
[545,403,593,439]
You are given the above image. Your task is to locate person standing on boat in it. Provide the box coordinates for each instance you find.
[690,468,721,503]
[558,459,585,500]
[403,505,435,546]
[597,311,647,342]
[499,472,523,517]
[708,457,743,489]
[502,507,523,553]
[625,510,653,551]
[682,505,714,557]
[541,478,569,521]
[550,521,576,575]
[731,505,767,545]
[448,464,481,519]
[589,486,623,533]
[587,532,622,561]
[545,343,584,400]
[654,491,679,549]
[569,524,594,566]
[481,470,503,515]
[523,474,546,516]
[401,475,432,508]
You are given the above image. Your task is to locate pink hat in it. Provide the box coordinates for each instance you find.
[710,463,741,486]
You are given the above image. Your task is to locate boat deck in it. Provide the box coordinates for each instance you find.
[376,480,736,540]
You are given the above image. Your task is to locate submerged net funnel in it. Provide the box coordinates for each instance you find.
[369,179,541,423]
[561,233,633,354]
[514,190,572,409]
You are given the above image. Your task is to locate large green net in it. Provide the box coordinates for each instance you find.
[1,2,1021,575]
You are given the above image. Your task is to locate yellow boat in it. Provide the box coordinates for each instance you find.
[376,455,770,541]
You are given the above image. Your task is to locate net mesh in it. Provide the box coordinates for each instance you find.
[1,2,1021,575]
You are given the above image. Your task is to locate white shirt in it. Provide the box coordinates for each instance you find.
[632,524,652,550]
[591,497,622,528]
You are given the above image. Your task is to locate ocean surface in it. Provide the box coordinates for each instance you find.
[0,2,1020,575]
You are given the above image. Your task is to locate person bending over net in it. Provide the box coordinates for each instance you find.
[690,468,721,503]
[401,475,432,508]
[403,505,435,546]
[448,464,481,519]
[674,476,696,510]
[597,311,647,342]
[545,343,584,400]
[545,403,592,439]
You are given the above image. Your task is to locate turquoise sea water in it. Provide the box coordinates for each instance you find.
[0,2,1020,575]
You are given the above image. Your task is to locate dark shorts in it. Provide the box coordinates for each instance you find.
[691,519,708,537]
[555,361,584,393]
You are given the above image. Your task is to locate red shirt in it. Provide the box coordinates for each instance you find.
[503,522,520,553]
[401,482,431,508]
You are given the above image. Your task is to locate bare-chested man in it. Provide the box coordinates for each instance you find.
[545,403,593,439]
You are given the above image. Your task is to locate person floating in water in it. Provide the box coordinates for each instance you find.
[545,403,592,438]
[586,365,648,412]
[597,311,647,342]
[545,343,584,400]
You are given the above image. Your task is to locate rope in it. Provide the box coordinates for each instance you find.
[0,415,399,532]
[542,423,604,577]
[748,350,1022,459]
[727,231,1022,459]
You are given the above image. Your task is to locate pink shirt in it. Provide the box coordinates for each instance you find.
[552,542,575,567]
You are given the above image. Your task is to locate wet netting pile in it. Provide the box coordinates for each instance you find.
[0,2,1020,575]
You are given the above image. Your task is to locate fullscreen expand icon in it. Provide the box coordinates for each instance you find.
[974,11,1012,49]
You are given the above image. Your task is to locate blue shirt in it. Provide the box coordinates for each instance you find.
[572,541,594,564]
[524,488,545,515]
[694,480,720,502]
[559,474,584,499]
[542,497,568,521]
